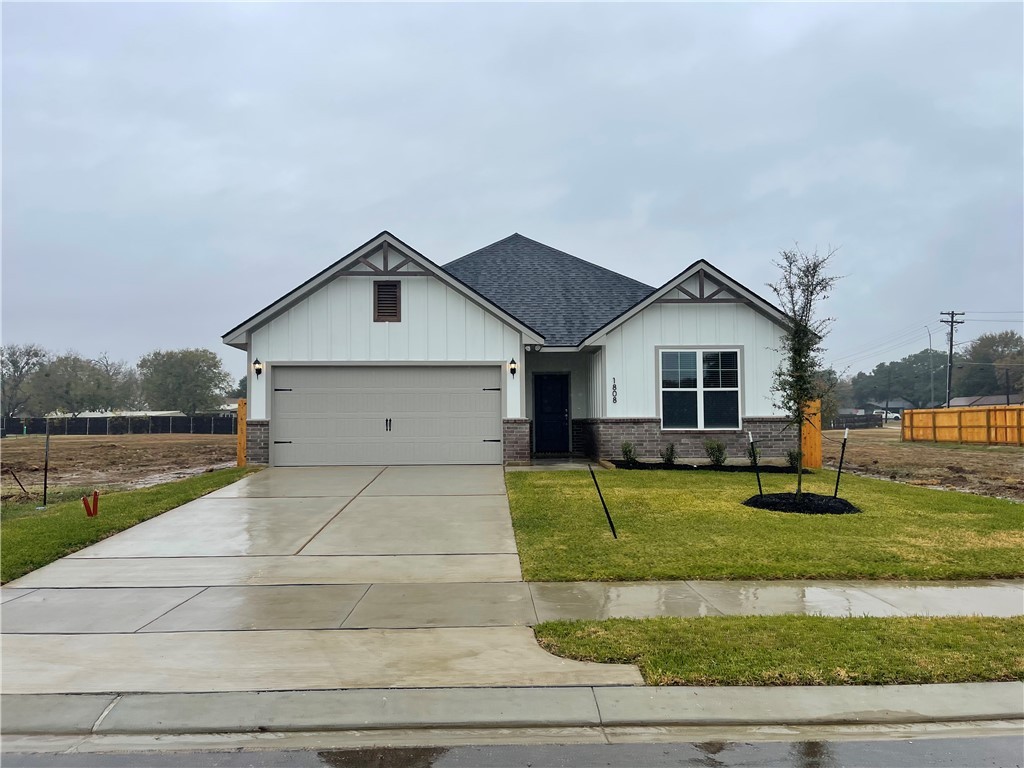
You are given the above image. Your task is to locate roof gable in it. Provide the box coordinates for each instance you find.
[580,260,792,345]
[442,234,655,347]
[222,232,544,348]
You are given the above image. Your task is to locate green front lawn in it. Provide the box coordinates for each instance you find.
[506,469,1023,581]
[1,467,258,583]
[535,616,1024,685]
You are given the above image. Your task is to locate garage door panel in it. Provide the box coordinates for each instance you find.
[274,417,388,441]
[271,366,502,466]
[275,366,500,390]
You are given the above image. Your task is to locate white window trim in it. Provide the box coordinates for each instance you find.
[659,348,743,431]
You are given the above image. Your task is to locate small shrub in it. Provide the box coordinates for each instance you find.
[659,443,677,466]
[704,439,727,467]
[621,441,638,465]
[787,449,803,471]
[746,443,761,466]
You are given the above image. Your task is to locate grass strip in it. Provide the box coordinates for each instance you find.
[1,467,258,583]
[506,469,1024,581]
[535,615,1024,686]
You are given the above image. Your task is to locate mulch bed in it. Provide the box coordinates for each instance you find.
[743,492,860,515]
[611,461,803,474]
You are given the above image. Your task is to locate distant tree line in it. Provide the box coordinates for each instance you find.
[0,345,244,418]
[818,330,1024,417]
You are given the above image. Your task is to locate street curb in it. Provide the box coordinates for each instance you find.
[3,683,1022,735]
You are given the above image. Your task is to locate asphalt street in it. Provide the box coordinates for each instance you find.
[4,737,1022,768]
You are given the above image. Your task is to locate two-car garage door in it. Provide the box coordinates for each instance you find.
[271,366,503,466]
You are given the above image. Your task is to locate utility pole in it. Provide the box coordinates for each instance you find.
[926,326,935,407]
[883,364,893,424]
[939,311,965,408]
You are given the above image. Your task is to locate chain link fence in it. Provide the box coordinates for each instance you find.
[2,414,238,437]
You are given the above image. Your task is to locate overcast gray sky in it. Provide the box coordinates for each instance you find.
[3,2,1022,379]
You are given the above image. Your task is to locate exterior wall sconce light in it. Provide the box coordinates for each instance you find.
[253,359,264,378]
[508,358,518,378]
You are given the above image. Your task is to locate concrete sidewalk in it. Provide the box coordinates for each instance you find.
[3,580,1019,635]
[528,579,1024,621]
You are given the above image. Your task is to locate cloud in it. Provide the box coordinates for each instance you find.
[2,2,1021,376]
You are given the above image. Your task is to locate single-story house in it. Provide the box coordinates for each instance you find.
[946,394,1024,408]
[222,232,797,466]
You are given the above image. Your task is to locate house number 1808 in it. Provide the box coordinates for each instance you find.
[612,378,618,404]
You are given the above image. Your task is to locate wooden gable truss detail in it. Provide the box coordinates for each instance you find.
[654,268,751,305]
[345,241,432,277]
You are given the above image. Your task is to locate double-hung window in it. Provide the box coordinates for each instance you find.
[660,349,740,430]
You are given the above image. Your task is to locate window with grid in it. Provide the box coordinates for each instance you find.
[373,281,401,322]
[660,349,740,430]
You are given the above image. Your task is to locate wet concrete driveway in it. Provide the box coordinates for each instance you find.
[1,466,642,694]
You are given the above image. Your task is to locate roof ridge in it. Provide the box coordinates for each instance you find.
[444,233,656,290]
[442,233,522,269]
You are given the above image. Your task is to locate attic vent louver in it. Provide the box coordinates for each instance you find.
[374,280,401,322]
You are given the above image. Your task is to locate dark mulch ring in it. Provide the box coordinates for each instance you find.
[611,461,806,474]
[743,492,861,515]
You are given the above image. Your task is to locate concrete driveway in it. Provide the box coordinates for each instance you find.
[2,466,641,694]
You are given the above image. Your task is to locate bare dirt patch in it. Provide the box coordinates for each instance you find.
[824,427,1024,501]
[1,434,237,499]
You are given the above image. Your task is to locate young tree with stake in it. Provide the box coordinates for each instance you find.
[769,246,840,498]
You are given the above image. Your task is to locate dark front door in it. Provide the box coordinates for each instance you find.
[534,374,570,453]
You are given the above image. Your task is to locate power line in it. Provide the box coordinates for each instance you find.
[828,321,940,364]
[828,326,943,369]
[832,319,937,354]
[957,361,1024,366]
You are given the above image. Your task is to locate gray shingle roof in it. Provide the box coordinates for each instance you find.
[443,234,655,346]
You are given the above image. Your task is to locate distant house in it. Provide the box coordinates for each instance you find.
[48,409,185,419]
[946,394,1024,408]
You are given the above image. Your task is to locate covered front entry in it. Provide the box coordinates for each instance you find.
[271,366,502,466]
[533,373,570,453]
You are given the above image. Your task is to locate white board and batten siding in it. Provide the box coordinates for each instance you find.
[595,302,787,419]
[247,275,524,422]
[588,348,605,418]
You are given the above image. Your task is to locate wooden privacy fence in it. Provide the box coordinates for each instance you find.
[801,399,822,469]
[237,398,247,467]
[901,405,1023,446]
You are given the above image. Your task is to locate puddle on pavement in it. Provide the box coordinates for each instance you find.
[318,748,449,768]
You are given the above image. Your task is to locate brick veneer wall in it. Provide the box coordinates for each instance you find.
[246,420,270,465]
[503,419,532,465]
[570,419,586,457]
[578,417,795,461]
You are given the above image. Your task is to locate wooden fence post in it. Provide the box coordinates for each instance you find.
[801,400,822,469]
[237,399,247,468]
